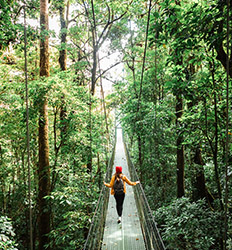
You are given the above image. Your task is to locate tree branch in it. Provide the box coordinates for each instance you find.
[96,0,133,47]
[95,61,123,82]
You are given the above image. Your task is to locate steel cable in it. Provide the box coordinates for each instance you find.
[131,0,153,145]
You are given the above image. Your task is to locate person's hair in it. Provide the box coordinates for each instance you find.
[114,172,122,180]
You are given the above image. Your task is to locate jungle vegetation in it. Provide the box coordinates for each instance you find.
[0,0,231,249]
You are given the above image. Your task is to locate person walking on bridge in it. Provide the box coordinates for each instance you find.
[104,166,140,224]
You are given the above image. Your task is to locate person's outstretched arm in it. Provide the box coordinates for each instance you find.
[124,176,140,186]
[104,175,115,188]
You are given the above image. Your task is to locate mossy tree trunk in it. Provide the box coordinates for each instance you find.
[38,0,50,249]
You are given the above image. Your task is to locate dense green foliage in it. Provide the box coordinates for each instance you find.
[155,198,224,250]
[0,216,18,250]
[0,1,116,247]
[0,0,231,249]
[115,0,232,249]
[0,63,113,248]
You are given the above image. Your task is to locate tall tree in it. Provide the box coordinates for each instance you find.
[82,0,131,95]
[80,0,132,172]
[58,0,69,70]
[176,93,185,197]
[50,0,69,189]
[170,0,185,198]
[38,0,51,249]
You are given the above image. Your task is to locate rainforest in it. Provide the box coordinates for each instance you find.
[0,0,231,249]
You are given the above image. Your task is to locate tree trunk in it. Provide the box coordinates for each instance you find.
[58,0,68,71]
[40,0,49,77]
[192,146,214,206]
[87,99,92,173]
[176,95,185,198]
[38,101,50,250]
[173,0,185,199]
[91,46,97,95]
[212,63,224,211]
[38,0,50,249]
[60,96,67,146]
[215,45,232,78]
[90,0,97,95]
[50,0,69,190]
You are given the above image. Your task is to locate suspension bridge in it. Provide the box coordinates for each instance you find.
[84,127,166,250]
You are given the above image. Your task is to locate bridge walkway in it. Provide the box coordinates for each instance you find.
[102,128,146,250]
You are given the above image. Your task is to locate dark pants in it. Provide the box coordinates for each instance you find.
[114,193,125,217]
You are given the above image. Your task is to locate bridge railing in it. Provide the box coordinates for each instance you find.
[124,142,166,250]
[83,137,116,250]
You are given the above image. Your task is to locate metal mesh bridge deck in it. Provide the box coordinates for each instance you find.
[84,128,165,250]
[101,128,146,249]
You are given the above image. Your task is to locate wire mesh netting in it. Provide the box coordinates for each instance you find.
[124,142,166,250]
[83,143,116,250]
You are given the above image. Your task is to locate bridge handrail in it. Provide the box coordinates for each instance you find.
[83,132,116,250]
[124,140,166,250]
